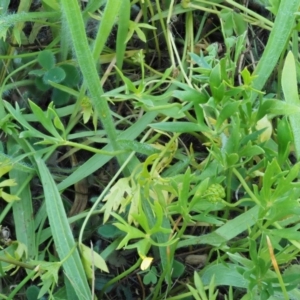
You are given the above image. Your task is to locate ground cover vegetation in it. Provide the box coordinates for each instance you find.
[1,0,300,299]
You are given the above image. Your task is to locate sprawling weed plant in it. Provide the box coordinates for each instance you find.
[1,0,300,299]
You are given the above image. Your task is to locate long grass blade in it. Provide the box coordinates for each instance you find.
[34,156,91,299]
[60,0,121,154]
[250,0,300,102]
[282,51,300,160]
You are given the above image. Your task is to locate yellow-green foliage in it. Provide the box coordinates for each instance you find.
[0,162,20,203]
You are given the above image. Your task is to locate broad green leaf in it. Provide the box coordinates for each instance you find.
[171,260,185,278]
[43,67,66,84]
[177,206,260,248]
[202,263,247,288]
[38,50,55,70]
[34,157,91,299]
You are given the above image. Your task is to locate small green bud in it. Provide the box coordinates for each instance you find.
[203,184,225,203]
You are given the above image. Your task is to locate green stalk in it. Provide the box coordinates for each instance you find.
[99,258,142,298]
[232,168,261,206]
[7,269,36,300]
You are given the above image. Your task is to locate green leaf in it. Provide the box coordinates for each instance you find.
[202,263,247,288]
[43,67,66,84]
[270,224,300,240]
[251,0,300,102]
[0,189,20,203]
[277,117,292,164]
[149,122,210,133]
[209,64,224,102]
[171,260,185,278]
[215,102,240,130]
[38,50,55,70]
[282,51,300,160]
[60,64,80,86]
[112,213,146,249]
[28,101,61,139]
[116,0,130,74]
[26,285,40,300]
[80,243,109,277]
[34,156,91,299]
[117,140,160,156]
[97,224,123,239]
[135,26,147,43]
[177,206,260,248]
[143,267,158,285]
[258,99,300,118]
[8,141,35,259]
[220,8,234,37]
[232,10,247,35]
[35,77,51,91]
[28,69,46,77]
[261,159,281,202]
[101,177,131,223]
[194,272,208,300]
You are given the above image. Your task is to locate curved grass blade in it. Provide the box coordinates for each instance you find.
[250,0,300,102]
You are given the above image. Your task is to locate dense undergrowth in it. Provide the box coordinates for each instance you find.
[1,0,300,299]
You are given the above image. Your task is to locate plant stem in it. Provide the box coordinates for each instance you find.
[232,168,261,206]
[99,258,142,298]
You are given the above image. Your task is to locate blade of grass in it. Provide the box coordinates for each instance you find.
[60,0,124,165]
[34,156,91,300]
[282,51,300,160]
[177,205,260,248]
[116,0,130,83]
[9,160,36,259]
[250,0,300,102]
[92,0,123,62]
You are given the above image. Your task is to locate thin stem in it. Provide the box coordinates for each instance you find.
[63,141,127,156]
[99,258,142,298]
[232,168,261,206]
[6,269,37,300]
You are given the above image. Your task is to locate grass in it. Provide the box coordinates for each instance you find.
[1,0,300,299]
